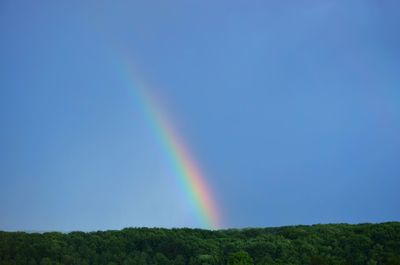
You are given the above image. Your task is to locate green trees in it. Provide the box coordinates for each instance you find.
[310,255,328,265]
[387,255,400,265]
[39,258,52,265]
[0,223,399,265]
[228,251,253,265]
[155,253,170,265]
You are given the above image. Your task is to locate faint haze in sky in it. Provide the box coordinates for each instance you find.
[0,0,399,231]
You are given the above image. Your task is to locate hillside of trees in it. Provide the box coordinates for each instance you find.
[1,222,399,265]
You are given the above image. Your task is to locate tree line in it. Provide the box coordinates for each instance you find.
[0,222,399,265]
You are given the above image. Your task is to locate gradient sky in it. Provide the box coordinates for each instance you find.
[1,0,399,231]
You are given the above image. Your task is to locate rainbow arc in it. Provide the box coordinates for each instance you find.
[118,58,221,229]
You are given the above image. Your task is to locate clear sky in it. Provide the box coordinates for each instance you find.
[1,0,399,231]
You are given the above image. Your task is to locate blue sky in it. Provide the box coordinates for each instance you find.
[1,0,399,231]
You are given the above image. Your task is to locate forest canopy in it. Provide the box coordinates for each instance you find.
[1,222,399,265]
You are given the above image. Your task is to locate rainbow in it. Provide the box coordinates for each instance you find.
[116,57,221,229]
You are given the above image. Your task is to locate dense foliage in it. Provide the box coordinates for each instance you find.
[1,222,399,265]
